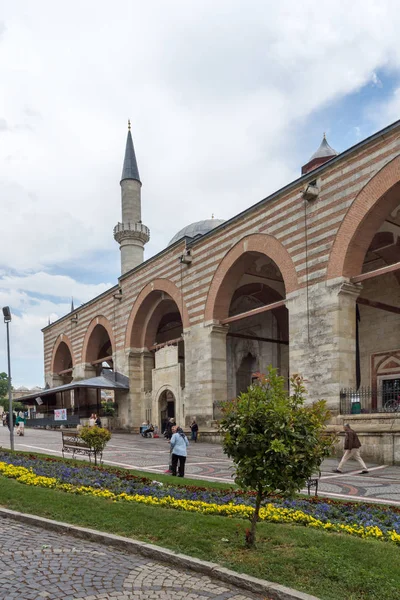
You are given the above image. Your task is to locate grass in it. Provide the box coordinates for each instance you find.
[0,475,400,600]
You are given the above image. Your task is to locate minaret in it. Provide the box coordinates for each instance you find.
[113,121,150,275]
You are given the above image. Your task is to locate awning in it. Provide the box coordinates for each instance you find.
[17,371,129,404]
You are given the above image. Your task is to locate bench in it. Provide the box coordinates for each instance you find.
[61,430,102,464]
[306,471,321,497]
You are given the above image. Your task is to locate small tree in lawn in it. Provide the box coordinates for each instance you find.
[79,426,111,466]
[220,366,334,547]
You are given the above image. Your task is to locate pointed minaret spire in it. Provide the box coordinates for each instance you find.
[114,120,150,275]
[71,297,75,312]
[121,120,141,184]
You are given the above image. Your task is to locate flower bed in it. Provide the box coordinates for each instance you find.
[1,451,400,545]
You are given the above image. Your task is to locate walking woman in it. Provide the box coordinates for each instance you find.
[170,426,189,477]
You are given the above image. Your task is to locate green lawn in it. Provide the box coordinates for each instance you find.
[0,475,399,600]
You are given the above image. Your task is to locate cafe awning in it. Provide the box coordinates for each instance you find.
[16,371,129,404]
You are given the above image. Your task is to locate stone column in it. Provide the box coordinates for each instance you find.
[184,323,228,427]
[288,279,361,412]
[122,350,154,429]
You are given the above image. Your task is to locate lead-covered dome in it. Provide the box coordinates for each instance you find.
[168,218,225,246]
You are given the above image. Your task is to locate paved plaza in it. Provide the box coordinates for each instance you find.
[0,516,263,600]
[1,426,400,505]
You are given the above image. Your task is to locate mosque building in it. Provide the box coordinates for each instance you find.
[19,119,400,463]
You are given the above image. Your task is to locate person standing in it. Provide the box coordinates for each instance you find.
[164,417,175,440]
[190,418,198,442]
[334,424,369,474]
[5,412,15,431]
[94,414,102,427]
[16,412,25,436]
[170,426,189,477]
[89,414,95,427]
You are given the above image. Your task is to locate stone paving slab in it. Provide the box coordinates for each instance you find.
[1,427,400,505]
[0,511,320,600]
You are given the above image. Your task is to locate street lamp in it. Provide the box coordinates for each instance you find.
[2,306,13,451]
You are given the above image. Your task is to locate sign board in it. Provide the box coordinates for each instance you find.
[54,408,67,421]
[36,397,43,406]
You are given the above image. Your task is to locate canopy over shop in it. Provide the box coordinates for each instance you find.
[16,371,129,427]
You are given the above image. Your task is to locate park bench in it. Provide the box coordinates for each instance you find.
[61,429,102,464]
[306,472,321,497]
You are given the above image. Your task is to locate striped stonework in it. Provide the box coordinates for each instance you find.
[42,121,400,458]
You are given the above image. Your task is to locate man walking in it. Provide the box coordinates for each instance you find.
[334,423,369,474]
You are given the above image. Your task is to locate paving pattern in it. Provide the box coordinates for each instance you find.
[0,517,262,600]
[2,426,400,505]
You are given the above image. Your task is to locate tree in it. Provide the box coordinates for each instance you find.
[0,372,8,402]
[101,399,116,416]
[219,366,334,547]
[79,426,111,465]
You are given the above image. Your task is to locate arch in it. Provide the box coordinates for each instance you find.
[51,334,75,374]
[156,386,177,427]
[81,315,115,364]
[204,233,299,322]
[327,155,400,279]
[125,278,190,349]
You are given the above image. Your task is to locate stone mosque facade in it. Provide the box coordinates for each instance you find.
[33,120,400,462]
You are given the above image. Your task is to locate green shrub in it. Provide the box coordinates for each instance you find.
[101,400,116,416]
[220,365,335,546]
[79,426,111,465]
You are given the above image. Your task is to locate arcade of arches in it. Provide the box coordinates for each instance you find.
[40,125,400,464]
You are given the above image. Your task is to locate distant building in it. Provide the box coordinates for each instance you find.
[13,386,43,402]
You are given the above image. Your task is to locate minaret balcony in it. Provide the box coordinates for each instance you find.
[113,221,150,244]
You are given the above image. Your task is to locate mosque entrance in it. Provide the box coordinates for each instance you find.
[159,389,176,432]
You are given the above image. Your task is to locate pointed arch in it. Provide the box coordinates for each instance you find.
[125,278,190,349]
[204,233,299,322]
[327,155,400,279]
[81,315,115,364]
[51,334,75,374]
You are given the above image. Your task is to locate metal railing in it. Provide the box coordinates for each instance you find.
[340,387,400,414]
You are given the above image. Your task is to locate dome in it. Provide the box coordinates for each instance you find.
[308,134,338,162]
[168,218,225,246]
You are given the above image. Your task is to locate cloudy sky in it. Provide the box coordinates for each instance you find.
[1,0,400,387]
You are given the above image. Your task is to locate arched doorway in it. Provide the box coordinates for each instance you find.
[126,279,188,429]
[158,389,176,433]
[236,352,258,396]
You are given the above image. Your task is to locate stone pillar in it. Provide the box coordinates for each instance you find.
[121,350,154,429]
[184,323,228,427]
[288,279,361,412]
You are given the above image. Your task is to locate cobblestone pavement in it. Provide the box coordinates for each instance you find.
[1,426,400,505]
[0,516,263,600]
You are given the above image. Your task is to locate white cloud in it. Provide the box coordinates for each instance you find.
[1,0,400,384]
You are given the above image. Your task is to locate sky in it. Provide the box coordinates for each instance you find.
[1,0,400,387]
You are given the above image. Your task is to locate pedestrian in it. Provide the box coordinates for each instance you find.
[190,418,198,442]
[164,417,175,440]
[164,425,177,473]
[89,413,95,427]
[16,412,25,436]
[5,412,15,431]
[333,423,369,474]
[94,414,102,427]
[170,426,189,477]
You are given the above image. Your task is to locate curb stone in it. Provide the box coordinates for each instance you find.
[0,507,320,600]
